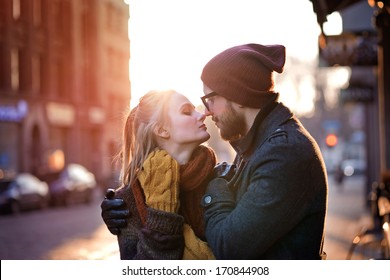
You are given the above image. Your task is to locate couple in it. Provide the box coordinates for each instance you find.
[101,43,329,260]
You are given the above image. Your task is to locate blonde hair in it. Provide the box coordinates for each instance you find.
[120,89,176,186]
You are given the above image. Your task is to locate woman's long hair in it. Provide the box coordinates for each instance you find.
[119,90,175,186]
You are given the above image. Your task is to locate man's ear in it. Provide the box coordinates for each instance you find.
[154,126,170,139]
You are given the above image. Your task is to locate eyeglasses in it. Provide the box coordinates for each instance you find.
[201,92,218,111]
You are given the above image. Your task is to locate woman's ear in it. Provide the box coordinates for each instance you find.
[154,126,170,139]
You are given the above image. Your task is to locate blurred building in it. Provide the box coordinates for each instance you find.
[0,0,130,185]
[310,0,390,200]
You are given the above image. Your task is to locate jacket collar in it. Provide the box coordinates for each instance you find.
[230,93,293,159]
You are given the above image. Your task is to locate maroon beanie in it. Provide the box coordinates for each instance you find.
[201,43,286,108]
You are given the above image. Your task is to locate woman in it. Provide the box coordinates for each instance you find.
[113,89,216,259]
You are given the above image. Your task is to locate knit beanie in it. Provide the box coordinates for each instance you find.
[201,43,286,108]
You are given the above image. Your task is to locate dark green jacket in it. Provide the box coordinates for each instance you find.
[202,99,328,259]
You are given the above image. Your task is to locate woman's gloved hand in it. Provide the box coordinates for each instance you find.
[100,188,130,235]
[138,150,180,213]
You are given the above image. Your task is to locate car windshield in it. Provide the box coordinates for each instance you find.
[61,164,91,183]
[16,174,36,185]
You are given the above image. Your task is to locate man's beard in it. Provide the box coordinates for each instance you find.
[215,102,247,141]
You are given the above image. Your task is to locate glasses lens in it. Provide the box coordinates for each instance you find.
[201,92,217,111]
[202,96,209,110]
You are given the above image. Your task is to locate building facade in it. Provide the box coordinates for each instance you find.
[0,0,130,185]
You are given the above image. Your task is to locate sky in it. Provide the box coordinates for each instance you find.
[126,0,341,115]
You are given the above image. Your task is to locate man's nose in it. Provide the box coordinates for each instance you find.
[204,107,212,116]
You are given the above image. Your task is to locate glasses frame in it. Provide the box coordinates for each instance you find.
[201,92,218,111]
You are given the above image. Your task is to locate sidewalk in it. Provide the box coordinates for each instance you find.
[324,174,372,260]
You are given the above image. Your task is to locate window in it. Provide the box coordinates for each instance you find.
[32,55,41,94]
[40,56,49,96]
[12,0,20,20]
[0,44,6,90]
[11,48,19,91]
[33,0,42,26]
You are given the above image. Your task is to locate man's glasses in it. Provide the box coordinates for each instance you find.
[201,92,218,111]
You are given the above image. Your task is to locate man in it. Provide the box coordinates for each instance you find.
[101,43,328,260]
[198,44,328,259]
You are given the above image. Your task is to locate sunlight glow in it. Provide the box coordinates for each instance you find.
[323,12,343,36]
[128,0,321,116]
[323,67,351,108]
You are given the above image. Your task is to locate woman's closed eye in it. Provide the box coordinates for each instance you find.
[181,104,195,116]
[182,109,192,116]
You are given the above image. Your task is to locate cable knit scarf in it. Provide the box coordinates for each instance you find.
[131,145,216,238]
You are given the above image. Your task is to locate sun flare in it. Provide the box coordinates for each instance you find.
[128,0,323,116]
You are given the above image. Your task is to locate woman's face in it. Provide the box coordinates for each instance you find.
[164,92,210,146]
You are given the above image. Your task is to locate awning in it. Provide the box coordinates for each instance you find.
[309,0,365,29]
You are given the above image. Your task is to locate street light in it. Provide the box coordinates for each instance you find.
[325,133,338,147]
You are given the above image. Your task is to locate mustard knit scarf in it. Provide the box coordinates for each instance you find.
[132,145,216,259]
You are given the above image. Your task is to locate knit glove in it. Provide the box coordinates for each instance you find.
[183,223,215,260]
[138,150,180,213]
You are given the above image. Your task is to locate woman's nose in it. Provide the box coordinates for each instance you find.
[197,111,207,122]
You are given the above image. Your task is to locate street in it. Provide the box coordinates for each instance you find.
[0,175,373,260]
[0,190,119,260]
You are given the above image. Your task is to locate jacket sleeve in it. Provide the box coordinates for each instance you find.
[115,186,185,260]
[135,208,185,260]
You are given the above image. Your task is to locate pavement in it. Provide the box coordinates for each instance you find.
[324,174,373,260]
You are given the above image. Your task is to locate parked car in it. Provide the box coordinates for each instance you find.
[0,173,49,214]
[48,164,96,206]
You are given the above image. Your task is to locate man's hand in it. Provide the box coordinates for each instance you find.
[101,189,130,235]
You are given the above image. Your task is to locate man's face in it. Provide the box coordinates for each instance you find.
[203,85,247,141]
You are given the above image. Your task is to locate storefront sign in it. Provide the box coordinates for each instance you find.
[340,87,374,103]
[89,107,105,124]
[46,102,75,126]
[319,32,377,67]
[0,100,28,122]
